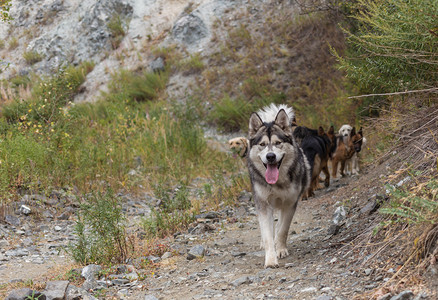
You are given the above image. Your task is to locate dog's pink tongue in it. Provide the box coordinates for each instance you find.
[265,164,279,185]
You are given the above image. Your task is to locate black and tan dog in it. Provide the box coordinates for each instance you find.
[331,127,364,178]
[293,125,332,198]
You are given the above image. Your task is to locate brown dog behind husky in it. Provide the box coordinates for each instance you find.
[331,127,363,178]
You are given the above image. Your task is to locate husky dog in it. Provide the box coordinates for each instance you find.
[247,104,310,268]
[338,124,366,175]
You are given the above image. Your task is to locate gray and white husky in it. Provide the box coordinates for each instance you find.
[247,104,310,268]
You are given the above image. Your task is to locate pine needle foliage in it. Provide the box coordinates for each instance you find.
[335,0,438,94]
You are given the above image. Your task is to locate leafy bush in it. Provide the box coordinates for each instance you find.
[23,50,43,65]
[335,0,438,94]
[142,183,195,238]
[67,189,134,264]
[380,179,438,225]
[107,14,127,49]
[209,93,286,132]
[106,69,168,102]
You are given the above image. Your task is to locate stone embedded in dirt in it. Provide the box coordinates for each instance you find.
[231,251,246,257]
[327,224,341,235]
[66,284,97,300]
[150,57,165,73]
[300,286,318,293]
[144,295,159,300]
[19,205,31,215]
[82,279,100,291]
[5,288,46,300]
[230,276,253,287]
[390,290,414,300]
[161,251,172,259]
[5,215,20,226]
[332,206,347,225]
[187,245,205,260]
[43,280,70,300]
[172,13,208,47]
[364,268,373,276]
[316,296,333,300]
[5,249,29,257]
[81,264,102,281]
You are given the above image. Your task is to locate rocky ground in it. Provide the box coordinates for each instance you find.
[1,159,435,299]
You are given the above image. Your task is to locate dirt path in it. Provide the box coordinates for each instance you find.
[125,175,385,300]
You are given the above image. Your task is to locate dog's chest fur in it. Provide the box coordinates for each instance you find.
[253,181,300,208]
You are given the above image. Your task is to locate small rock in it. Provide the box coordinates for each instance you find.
[161,252,172,259]
[6,288,46,300]
[377,294,392,300]
[364,268,373,276]
[44,281,69,300]
[231,276,252,287]
[187,245,205,260]
[301,287,317,293]
[231,251,246,257]
[149,57,165,73]
[147,256,161,263]
[19,205,32,215]
[327,224,340,235]
[316,296,333,300]
[333,206,346,225]
[81,264,102,281]
[82,279,99,291]
[66,284,97,300]
[54,226,62,232]
[5,215,20,226]
[145,295,159,300]
[390,290,414,300]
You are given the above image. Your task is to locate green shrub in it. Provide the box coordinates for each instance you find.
[380,179,438,225]
[335,0,438,94]
[105,69,168,102]
[23,50,43,65]
[142,183,195,238]
[8,37,18,50]
[209,93,286,132]
[107,14,126,49]
[67,189,134,265]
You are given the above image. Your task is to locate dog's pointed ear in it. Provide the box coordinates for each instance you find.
[358,127,363,137]
[249,113,263,138]
[291,116,298,127]
[318,126,325,136]
[328,125,334,135]
[275,109,292,134]
[351,127,356,137]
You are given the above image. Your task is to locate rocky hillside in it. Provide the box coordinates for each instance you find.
[1,0,236,102]
[1,0,437,300]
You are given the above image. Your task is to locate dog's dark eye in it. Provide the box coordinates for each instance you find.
[275,141,281,146]
[260,142,266,147]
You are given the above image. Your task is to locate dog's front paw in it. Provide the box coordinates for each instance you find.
[264,259,279,268]
[277,248,289,258]
[264,251,278,268]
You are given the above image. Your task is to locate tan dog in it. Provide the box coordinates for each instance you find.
[228,137,249,158]
[331,127,363,178]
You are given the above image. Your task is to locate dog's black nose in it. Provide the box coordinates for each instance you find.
[266,152,276,163]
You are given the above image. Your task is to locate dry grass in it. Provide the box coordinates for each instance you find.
[349,96,438,298]
[201,2,359,131]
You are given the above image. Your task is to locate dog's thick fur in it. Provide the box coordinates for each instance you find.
[228,137,249,158]
[247,104,310,268]
[332,126,363,178]
[293,126,332,198]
